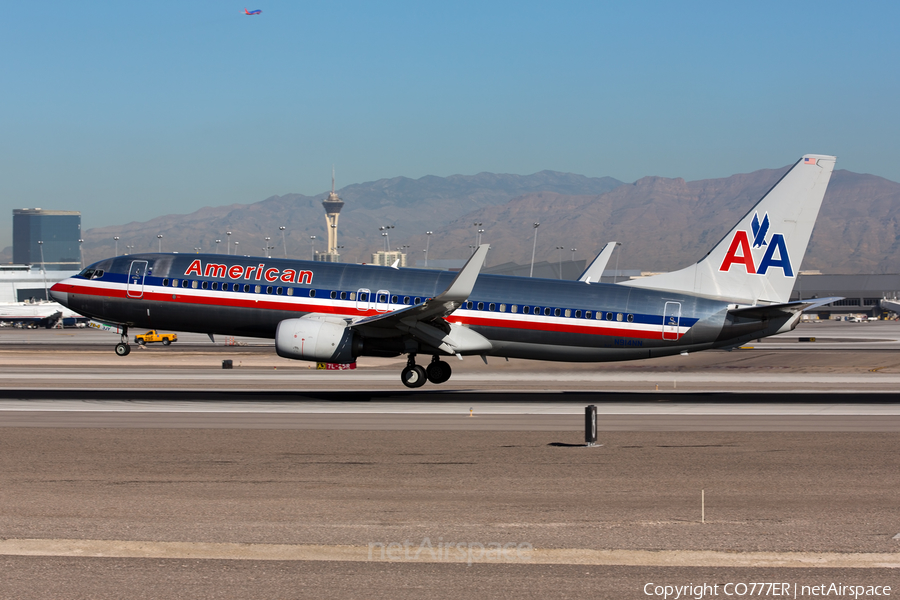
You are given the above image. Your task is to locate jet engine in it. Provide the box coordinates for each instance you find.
[275,315,362,363]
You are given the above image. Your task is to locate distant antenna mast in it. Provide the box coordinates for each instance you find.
[332,165,335,194]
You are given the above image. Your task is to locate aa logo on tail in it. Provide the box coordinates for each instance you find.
[719,212,794,277]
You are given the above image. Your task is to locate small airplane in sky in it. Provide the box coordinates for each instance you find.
[243,8,262,15]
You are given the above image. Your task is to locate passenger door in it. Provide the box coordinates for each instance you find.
[662,301,681,340]
[127,260,149,299]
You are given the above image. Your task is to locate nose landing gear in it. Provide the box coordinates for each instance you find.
[400,354,453,388]
[114,327,131,356]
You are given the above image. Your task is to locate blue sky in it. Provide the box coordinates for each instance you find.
[1,1,897,248]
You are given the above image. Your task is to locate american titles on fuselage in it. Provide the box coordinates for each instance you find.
[718,211,794,277]
[184,259,313,284]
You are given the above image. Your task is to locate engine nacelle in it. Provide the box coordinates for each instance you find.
[275,315,361,363]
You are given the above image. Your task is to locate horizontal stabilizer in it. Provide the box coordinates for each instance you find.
[729,297,843,319]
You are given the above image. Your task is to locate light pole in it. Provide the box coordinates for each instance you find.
[309,235,316,260]
[37,241,47,300]
[126,245,133,255]
[473,222,483,249]
[79,239,84,269]
[234,241,240,255]
[424,231,432,267]
[226,231,232,255]
[215,239,221,254]
[264,237,271,258]
[571,248,577,261]
[556,246,565,279]
[157,234,163,253]
[379,225,394,252]
[279,226,287,257]
[530,222,540,277]
[114,236,119,257]
[194,247,201,254]
[335,245,344,262]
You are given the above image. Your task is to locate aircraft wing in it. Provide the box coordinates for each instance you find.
[349,245,492,354]
[578,241,619,283]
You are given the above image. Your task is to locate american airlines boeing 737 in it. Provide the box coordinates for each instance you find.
[50,154,837,387]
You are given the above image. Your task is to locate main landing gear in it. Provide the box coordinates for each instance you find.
[400,354,453,388]
[114,327,131,356]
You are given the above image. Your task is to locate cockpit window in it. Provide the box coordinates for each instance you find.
[91,270,104,279]
[79,268,95,279]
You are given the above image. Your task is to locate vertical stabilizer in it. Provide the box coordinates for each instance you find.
[621,154,836,304]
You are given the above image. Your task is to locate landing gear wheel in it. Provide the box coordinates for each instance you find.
[115,343,131,356]
[401,365,427,388]
[426,360,452,384]
[162,338,171,346]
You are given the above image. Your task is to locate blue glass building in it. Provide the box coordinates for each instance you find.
[13,209,82,271]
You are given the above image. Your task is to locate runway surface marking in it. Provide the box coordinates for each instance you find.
[0,539,896,568]
[1,399,899,415]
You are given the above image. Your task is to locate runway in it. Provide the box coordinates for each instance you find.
[1,322,898,598]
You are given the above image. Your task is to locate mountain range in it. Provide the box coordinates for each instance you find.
[5,165,899,274]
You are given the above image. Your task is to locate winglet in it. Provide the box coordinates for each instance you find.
[434,244,489,303]
[578,242,619,283]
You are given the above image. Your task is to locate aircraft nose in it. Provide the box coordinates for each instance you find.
[49,285,68,306]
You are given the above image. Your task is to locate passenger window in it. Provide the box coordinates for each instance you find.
[414,297,421,305]
[181,280,189,288]
[341,292,347,300]
[511,305,518,313]
[162,278,169,287]
[276,287,283,295]
[617,313,623,322]
[489,303,495,311]
[499,304,506,312]
[554,308,561,316]
[564,309,571,317]
[575,310,581,318]
[192,281,198,289]
[288,288,294,296]
[266,286,273,294]
[212,282,219,290]
[330,291,337,299]
[392,295,398,303]
[523,306,530,314]
[201,281,208,290]
[310,289,316,298]
[627,314,634,322]
[243,284,250,292]
[380,294,387,302]
[606,312,613,321]
[349,292,355,300]
[171,279,178,287]
[477,302,484,310]
[585,311,592,319]
[403,296,410,304]
[544,307,552,316]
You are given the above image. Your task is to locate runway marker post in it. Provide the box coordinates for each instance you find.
[585,405,597,447]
